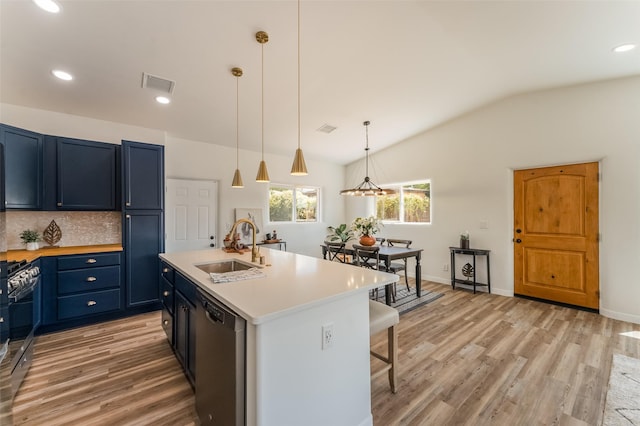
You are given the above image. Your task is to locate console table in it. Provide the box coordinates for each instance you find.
[449,247,491,294]
[257,240,287,251]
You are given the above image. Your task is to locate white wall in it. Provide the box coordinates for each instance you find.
[346,75,640,324]
[0,103,346,259]
[165,136,345,257]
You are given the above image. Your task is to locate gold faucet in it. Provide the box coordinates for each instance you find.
[228,218,260,263]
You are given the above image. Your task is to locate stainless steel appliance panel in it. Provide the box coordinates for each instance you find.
[195,289,246,425]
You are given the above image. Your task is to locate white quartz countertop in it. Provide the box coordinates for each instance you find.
[159,248,398,325]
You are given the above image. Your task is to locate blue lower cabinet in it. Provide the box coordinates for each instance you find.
[57,289,121,321]
[58,266,121,294]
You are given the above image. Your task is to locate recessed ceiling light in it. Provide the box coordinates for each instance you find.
[155,96,170,104]
[33,0,61,13]
[613,44,636,53]
[51,70,73,81]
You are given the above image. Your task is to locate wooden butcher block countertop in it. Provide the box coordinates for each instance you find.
[7,244,123,263]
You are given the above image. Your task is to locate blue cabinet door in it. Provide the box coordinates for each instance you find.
[56,138,119,210]
[122,140,164,210]
[174,286,196,386]
[124,211,163,307]
[0,124,43,209]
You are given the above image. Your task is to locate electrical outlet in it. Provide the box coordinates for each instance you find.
[322,323,334,350]
[443,264,449,271]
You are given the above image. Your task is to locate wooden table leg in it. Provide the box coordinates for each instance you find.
[415,252,422,298]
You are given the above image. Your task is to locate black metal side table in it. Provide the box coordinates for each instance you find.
[449,247,491,294]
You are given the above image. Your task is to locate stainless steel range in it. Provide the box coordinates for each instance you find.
[1,259,41,400]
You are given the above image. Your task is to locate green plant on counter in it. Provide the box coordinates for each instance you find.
[20,229,41,244]
[460,231,470,241]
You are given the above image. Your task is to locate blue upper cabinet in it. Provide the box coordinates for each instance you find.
[122,140,164,210]
[56,137,120,210]
[0,124,44,210]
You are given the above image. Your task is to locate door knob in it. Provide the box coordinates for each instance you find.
[210,236,215,240]
[516,229,522,233]
[515,238,522,243]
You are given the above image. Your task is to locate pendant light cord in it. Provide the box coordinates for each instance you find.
[261,41,265,162]
[236,73,240,168]
[297,0,301,150]
[365,122,370,178]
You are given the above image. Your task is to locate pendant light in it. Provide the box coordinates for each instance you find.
[340,121,396,196]
[255,31,270,183]
[231,67,244,188]
[290,0,308,176]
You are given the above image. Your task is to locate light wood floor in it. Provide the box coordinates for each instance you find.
[12,281,640,425]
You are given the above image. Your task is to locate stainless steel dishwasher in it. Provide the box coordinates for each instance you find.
[195,289,246,425]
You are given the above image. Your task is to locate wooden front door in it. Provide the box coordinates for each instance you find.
[514,162,599,309]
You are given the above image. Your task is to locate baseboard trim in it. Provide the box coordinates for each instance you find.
[600,308,640,325]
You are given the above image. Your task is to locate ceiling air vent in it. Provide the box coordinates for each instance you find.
[141,72,176,94]
[317,124,337,134]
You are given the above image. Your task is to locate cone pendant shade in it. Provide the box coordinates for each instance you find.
[232,168,244,188]
[291,148,308,175]
[256,160,270,182]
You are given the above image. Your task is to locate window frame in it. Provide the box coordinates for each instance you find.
[376,180,431,225]
[268,183,321,224]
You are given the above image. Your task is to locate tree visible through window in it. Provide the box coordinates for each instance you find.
[269,185,319,223]
[376,181,430,224]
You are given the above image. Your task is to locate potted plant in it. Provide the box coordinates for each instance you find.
[325,224,355,243]
[460,230,470,249]
[20,229,41,251]
[352,216,382,246]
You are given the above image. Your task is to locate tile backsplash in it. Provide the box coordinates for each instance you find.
[6,211,121,250]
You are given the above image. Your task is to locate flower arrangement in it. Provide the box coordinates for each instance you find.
[460,231,469,241]
[351,216,382,237]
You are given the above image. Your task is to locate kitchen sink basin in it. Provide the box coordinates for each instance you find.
[195,259,257,274]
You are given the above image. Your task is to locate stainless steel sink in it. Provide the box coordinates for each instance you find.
[195,259,256,274]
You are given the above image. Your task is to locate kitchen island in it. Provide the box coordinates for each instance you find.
[160,247,398,426]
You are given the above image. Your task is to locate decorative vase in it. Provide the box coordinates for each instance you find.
[359,235,376,246]
[460,239,469,249]
[26,242,39,251]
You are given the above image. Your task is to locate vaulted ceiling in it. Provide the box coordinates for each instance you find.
[1,1,639,165]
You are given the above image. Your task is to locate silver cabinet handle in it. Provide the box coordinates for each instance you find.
[163,291,170,297]
[86,277,97,282]
[163,320,169,326]
[126,202,131,207]
[87,300,97,306]
[0,317,3,323]
[163,267,169,273]
[57,202,63,206]
[86,259,97,264]
[126,214,131,219]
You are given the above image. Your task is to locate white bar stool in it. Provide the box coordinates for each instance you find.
[368,300,399,393]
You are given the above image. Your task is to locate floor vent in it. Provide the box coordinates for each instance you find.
[141,72,176,94]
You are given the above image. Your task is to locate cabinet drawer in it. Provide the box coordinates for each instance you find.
[175,272,197,306]
[58,253,121,270]
[161,278,174,314]
[57,289,121,320]
[161,306,173,346]
[161,262,175,284]
[58,265,121,295]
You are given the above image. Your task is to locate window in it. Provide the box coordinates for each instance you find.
[376,181,430,224]
[269,185,319,223]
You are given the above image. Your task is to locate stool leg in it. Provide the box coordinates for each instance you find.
[388,325,397,393]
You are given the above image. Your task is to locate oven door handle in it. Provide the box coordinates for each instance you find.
[9,276,41,303]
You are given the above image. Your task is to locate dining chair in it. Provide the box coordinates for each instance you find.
[369,299,399,393]
[324,241,347,263]
[354,245,396,303]
[386,239,412,292]
[375,237,386,245]
[353,244,380,269]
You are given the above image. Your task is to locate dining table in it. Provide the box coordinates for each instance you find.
[321,242,424,305]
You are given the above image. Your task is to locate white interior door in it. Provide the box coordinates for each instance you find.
[165,179,218,253]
